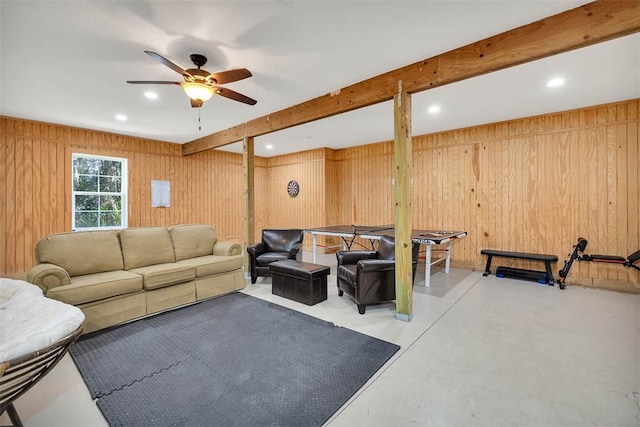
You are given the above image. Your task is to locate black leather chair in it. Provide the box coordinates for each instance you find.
[336,235,419,314]
[247,229,304,284]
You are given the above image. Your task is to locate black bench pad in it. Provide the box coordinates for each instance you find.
[589,254,627,263]
[480,249,558,262]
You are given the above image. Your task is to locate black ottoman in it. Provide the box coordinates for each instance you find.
[269,260,330,306]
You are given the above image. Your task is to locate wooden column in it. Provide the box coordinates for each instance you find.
[242,136,255,274]
[394,84,413,322]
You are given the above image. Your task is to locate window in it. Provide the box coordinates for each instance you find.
[72,154,127,230]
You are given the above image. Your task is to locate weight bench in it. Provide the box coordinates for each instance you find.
[558,238,640,289]
[481,249,558,286]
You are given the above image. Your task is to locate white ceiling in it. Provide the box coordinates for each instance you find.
[1,1,638,158]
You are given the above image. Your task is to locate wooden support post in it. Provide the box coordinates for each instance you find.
[393,84,413,322]
[242,136,255,274]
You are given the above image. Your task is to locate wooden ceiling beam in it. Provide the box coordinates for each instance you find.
[182,0,640,156]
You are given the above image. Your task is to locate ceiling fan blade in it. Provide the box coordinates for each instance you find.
[126,81,182,85]
[210,68,252,84]
[215,87,257,105]
[144,51,193,79]
[191,98,203,108]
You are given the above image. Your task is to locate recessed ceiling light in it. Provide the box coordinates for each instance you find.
[547,77,565,88]
[144,92,158,100]
[428,105,441,114]
[115,114,127,121]
[266,144,273,150]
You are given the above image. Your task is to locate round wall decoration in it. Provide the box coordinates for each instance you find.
[287,180,300,197]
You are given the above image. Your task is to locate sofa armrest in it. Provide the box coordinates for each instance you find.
[26,263,71,292]
[247,242,267,257]
[213,241,242,256]
[336,250,377,266]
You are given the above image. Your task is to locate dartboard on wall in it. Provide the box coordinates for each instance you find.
[287,180,300,197]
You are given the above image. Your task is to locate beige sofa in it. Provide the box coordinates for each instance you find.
[26,224,245,333]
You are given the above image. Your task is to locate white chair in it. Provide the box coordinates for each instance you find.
[0,279,85,427]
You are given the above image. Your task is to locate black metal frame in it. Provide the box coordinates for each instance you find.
[558,237,640,289]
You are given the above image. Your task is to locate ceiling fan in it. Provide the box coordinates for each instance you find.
[127,51,257,108]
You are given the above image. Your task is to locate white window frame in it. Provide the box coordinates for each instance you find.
[72,153,128,231]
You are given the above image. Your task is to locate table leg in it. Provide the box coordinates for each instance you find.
[424,244,432,287]
[445,241,451,273]
[313,234,318,263]
[341,237,350,250]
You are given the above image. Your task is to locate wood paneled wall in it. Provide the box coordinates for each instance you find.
[257,149,328,242]
[331,99,639,292]
[1,118,245,276]
[2,99,638,291]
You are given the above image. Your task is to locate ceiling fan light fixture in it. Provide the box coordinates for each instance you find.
[183,82,215,102]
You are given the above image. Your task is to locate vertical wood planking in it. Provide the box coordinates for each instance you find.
[263,149,326,238]
[1,118,248,275]
[0,128,9,274]
[15,133,25,272]
[1,99,638,292]
[320,100,639,291]
[615,115,627,282]
[606,124,618,281]
[627,103,640,286]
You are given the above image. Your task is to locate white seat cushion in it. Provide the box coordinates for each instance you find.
[0,278,85,361]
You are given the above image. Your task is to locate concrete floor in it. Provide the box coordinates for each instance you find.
[3,252,639,426]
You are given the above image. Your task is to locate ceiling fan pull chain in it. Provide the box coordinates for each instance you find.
[198,108,202,131]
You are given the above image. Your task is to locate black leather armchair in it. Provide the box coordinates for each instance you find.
[336,235,419,314]
[247,229,304,284]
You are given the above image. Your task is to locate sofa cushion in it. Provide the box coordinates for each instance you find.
[169,224,217,261]
[176,254,243,277]
[35,230,124,277]
[0,278,85,362]
[119,227,175,270]
[128,263,195,290]
[47,270,143,306]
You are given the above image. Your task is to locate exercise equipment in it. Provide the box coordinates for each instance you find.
[481,249,558,286]
[495,266,552,285]
[558,238,640,289]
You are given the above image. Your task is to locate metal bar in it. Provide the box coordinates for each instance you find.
[312,233,318,263]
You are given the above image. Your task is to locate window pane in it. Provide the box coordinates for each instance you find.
[74,157,99,175]
[100,195,121,211]
[100,176,121,192]
[75,195,99,210]
[100,212,121,227]
[72,154,127,230]
[74,175,98,192]
[100,160,122,177]
[75,211,98,228]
